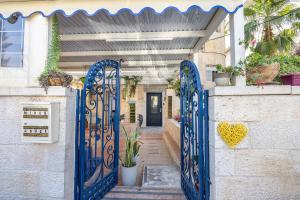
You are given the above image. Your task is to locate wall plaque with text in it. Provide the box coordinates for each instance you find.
[21,102,60,143]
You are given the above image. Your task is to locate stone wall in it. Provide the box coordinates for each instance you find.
[163,118,180,167]
[209,86,300,200]
[0,87,76,200]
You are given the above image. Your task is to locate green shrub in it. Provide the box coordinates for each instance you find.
[245,53,300,76]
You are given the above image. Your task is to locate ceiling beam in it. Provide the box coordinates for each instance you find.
[61,49,192,57]
[60,31,207,41]
[59,60,181,67]
[193,9,228,52]
[60,66,178,72]
[64,70,175,76]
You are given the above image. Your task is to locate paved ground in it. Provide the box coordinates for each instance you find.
[119,125,180,187]
[139,127,180,188]
[107,126,184,199]
[142,165,181,188]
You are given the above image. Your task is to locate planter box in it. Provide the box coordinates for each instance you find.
[281,74,300,86]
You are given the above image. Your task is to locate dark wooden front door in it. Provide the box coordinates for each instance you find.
[146,93,162,126]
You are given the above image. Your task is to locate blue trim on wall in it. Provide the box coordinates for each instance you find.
[0,4,243,19]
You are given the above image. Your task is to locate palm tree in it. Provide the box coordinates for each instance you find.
[244,0,300,55]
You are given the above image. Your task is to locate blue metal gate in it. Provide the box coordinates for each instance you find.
[74,60,121,200]
[180,60,210,200]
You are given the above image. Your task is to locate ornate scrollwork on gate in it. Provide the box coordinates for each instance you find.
[76,60,120,200]
[180,60,210,200]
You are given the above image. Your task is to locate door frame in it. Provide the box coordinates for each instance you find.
[146,92,163,127]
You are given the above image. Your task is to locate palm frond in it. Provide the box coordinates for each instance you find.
[244,21,260,46]
[244,7,257,18]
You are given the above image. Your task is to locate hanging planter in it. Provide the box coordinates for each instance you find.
[122,75,142,98]
[38,15,72,91]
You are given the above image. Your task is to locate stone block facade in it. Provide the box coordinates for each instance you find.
[209,86,300,200]
[0,87,76,200]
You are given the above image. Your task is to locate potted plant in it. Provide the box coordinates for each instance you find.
[120,126,142,186]
[215,64,231,86]
[123,75,143,98]
[38,15,72,91]
[215,64,244,86]
[244,53,280,85]
[277,54,300,85]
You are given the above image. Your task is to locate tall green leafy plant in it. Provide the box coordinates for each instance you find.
[46,15,60,72]
[244,0,300,55]
[120,126,142,168]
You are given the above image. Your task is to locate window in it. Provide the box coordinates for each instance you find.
[129,103,136,123]
[0,18,24,68]
[167,96,172,119]
[205,64,217,82]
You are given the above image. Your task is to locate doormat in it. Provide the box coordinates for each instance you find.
[142,165,180,188]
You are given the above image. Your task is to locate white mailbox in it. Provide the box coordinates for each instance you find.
[21,102,60,143]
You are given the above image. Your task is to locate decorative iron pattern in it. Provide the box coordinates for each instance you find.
[75,59,120,200]
[180,60,210,200]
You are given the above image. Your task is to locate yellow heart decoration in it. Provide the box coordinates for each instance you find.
[217,122,248,149]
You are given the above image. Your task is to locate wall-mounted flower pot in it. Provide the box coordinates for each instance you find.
[49,76,63,86]
[215,73,231,86]
[281,74,300,86]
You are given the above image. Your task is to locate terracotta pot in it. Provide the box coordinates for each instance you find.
[215,73,231,86]
[49,76,63,86]
[247,63,280,85]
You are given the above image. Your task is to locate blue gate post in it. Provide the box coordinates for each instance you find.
[113,61,121,184]
[198,88,205,200]
[204,90,210,200]
[74,90,81,200]
[79,88,86,199]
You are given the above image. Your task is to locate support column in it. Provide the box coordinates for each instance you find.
[26,14,49,86]
[230,8,246,86]
[193,51,206,85]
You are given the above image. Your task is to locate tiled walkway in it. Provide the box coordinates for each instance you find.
[139,128,174,166]
[138,127,179,186]
[107,126,184,199]
[119,126,180,186]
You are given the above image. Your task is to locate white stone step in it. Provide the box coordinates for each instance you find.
[103,186,185,200]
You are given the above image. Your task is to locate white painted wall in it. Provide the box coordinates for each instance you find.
[209,86,300,200]
[0,87,75,200]
[0,14,48,87]
[229,9,246,86]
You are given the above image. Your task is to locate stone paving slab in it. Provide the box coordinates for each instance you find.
[142,165,181,188]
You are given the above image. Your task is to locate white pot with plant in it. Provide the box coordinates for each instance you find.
[215,64,244,86]
[120,127,142,186]
[215,64,231,86]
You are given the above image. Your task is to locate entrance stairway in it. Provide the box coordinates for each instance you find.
[103,186,186,200]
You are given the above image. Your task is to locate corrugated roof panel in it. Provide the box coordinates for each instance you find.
[58,7,217,34]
